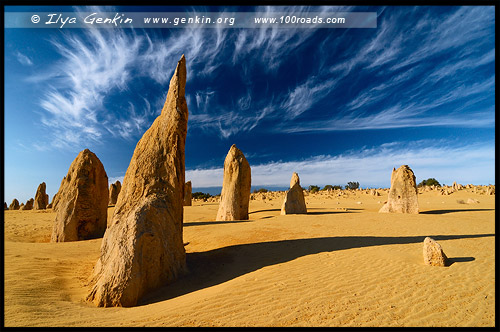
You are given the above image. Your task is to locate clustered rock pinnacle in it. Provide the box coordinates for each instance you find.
[20,198,34,210]
[9,199,20,210]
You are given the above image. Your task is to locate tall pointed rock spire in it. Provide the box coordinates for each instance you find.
[87,55,189,307]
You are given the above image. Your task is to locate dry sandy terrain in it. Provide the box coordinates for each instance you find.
[4,188,495,327]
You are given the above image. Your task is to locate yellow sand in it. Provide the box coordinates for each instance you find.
[4,189,495,327]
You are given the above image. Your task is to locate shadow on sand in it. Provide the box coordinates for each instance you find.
[307,210,358,215]
[248,208,360,216]
[248,208,281,214]
[184,220,255,227]
[184,208,358,225]
[305,207,362,215]
[420,209,494,215]
[447,256,475,266]
[139,233,494,306]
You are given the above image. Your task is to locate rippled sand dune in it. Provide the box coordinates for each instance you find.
[4,189,495,327]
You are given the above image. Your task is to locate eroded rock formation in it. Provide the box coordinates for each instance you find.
[21,198,34,210]
[183,181,192,206]
[379,165,419,214]
[423,237,448,267]
[216,145,251,221]
[34,182,49,210]
[51,149,109,242]
[108,180,122,205]
[9,199,20,210]
[281,172,307,215]
[86,55,189,307]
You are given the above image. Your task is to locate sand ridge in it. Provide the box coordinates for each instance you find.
[3,189,495,327]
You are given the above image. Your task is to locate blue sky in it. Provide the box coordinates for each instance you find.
[4,5,495,204]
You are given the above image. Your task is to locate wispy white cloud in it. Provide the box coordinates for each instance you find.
[280,105,494,133]
[390,6,494,72]
[189,104,273,138]
[363,23,404,69]
[38,15,233,145]
[347,66,421,111]
[229,6,492,137]
[38,25,142,148]
[140,29,202,85]
[282,71,494,133]
[138,7,234,84]
[15,51,33,66]
[194,89,216,113]
[31,5,495,147]
[295,6,495,135]
[278,70,494,134]
[139,5,352,138]
[237,90,252,111]
[424,49,494,84]
[230,6,323,70]
[419,76,494,110]
[186,140,495,188]
[280,75,340,119]
[327,17,404,77]
[104,99,153,140]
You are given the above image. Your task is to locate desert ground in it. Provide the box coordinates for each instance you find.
[4,187,495,327]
